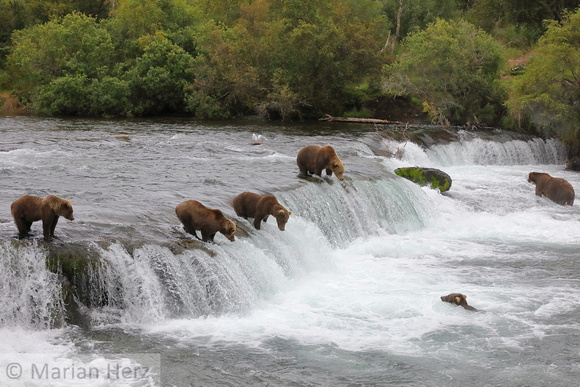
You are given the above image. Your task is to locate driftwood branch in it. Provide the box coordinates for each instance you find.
[320,114,404,125]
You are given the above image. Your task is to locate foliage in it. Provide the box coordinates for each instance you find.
[385,18,506,126]
[7,13,115,91]
[381,0,462,43]
[123,32,195,115]
[1,0,579,125]
[0,0,111,67]
[189,0,389,119]
[6,11,195,116]
[506,9,580,151]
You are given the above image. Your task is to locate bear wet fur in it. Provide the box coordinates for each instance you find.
[233,192,292,231]
[440,293,479,312]
[175,200,236,242]
[528,172,575,206]
[11,195,75,241]
[296,145,345,180]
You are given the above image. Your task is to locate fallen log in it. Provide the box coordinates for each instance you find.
[319,114,404,125]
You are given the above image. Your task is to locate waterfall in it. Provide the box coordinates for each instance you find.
[0,241,65,328]
[0,131,568,329]
[0,176,432,327]
[397,132,566,167]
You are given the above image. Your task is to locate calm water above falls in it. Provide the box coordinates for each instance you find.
[0,116,580,386]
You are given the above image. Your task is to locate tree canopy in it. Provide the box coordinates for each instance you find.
[1,0,580,153]
[506,9,580,151]
[384,18,505,126]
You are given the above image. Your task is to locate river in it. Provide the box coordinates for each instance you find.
[0,116,579,386]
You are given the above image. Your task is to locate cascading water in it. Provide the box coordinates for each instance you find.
[0,241,65,328]
[419,130,565,166]
[1,117,579,386]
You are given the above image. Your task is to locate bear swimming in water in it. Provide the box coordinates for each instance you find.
[440,293,479,312]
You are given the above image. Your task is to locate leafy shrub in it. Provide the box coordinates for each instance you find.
[384,18,506,127]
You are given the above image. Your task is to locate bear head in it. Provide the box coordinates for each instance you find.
[332,160,345,181]
[59,201,75,221]
[45,195,75,221]
[528,172,548,184]
[273,205,292,231]
[221,218,236,241]
[440,293,468,306]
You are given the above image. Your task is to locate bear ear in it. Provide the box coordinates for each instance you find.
[333,162,338,167]
[462,294,467,299]
[288,211,292,215]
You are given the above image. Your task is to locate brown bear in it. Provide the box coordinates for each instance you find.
[565,156,580,171]
[175,200,236,242]
[11,195,74,241]
[528,172,575,206]
[296,145,345,180]
[440,293,479,312]
[232,192,292,231]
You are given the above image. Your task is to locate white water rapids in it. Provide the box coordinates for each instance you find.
[0,117,578,386]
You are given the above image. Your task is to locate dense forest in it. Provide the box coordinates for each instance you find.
[0,0,579,151]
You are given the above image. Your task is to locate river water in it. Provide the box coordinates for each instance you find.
[0,116,579,386]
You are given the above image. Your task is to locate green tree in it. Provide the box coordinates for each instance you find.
[385,18,506,126]
[464,0,579,46]
[7,12,115,93]
[188,0,389,119]
[273,0,389,118]
[108,0,197,40]
[0,0,112,69]
[506,9,580,152]
[381,0,461,49]
[123,32,195,115]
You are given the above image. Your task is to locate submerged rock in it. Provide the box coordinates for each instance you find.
[395,167,452,192]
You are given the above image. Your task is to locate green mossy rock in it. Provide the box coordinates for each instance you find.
[45,243,105,328]
[395,167,452,192]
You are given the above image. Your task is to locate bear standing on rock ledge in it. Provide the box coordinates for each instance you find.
[176,200,236,242]
[296,145,345,180]
[233,192,292,231]
[528,172,575,206]
[11,195,75,241]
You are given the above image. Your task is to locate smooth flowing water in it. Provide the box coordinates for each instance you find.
[0,116,579,386]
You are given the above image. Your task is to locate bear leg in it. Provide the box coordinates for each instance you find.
[253,216,262,230]
[42,213,60,241]
[49,216,59,239]
[15,218,32,237]
[325,168,333,176]
[200,228,215,242]
[183,224,202,240]
[204,232,217,242]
